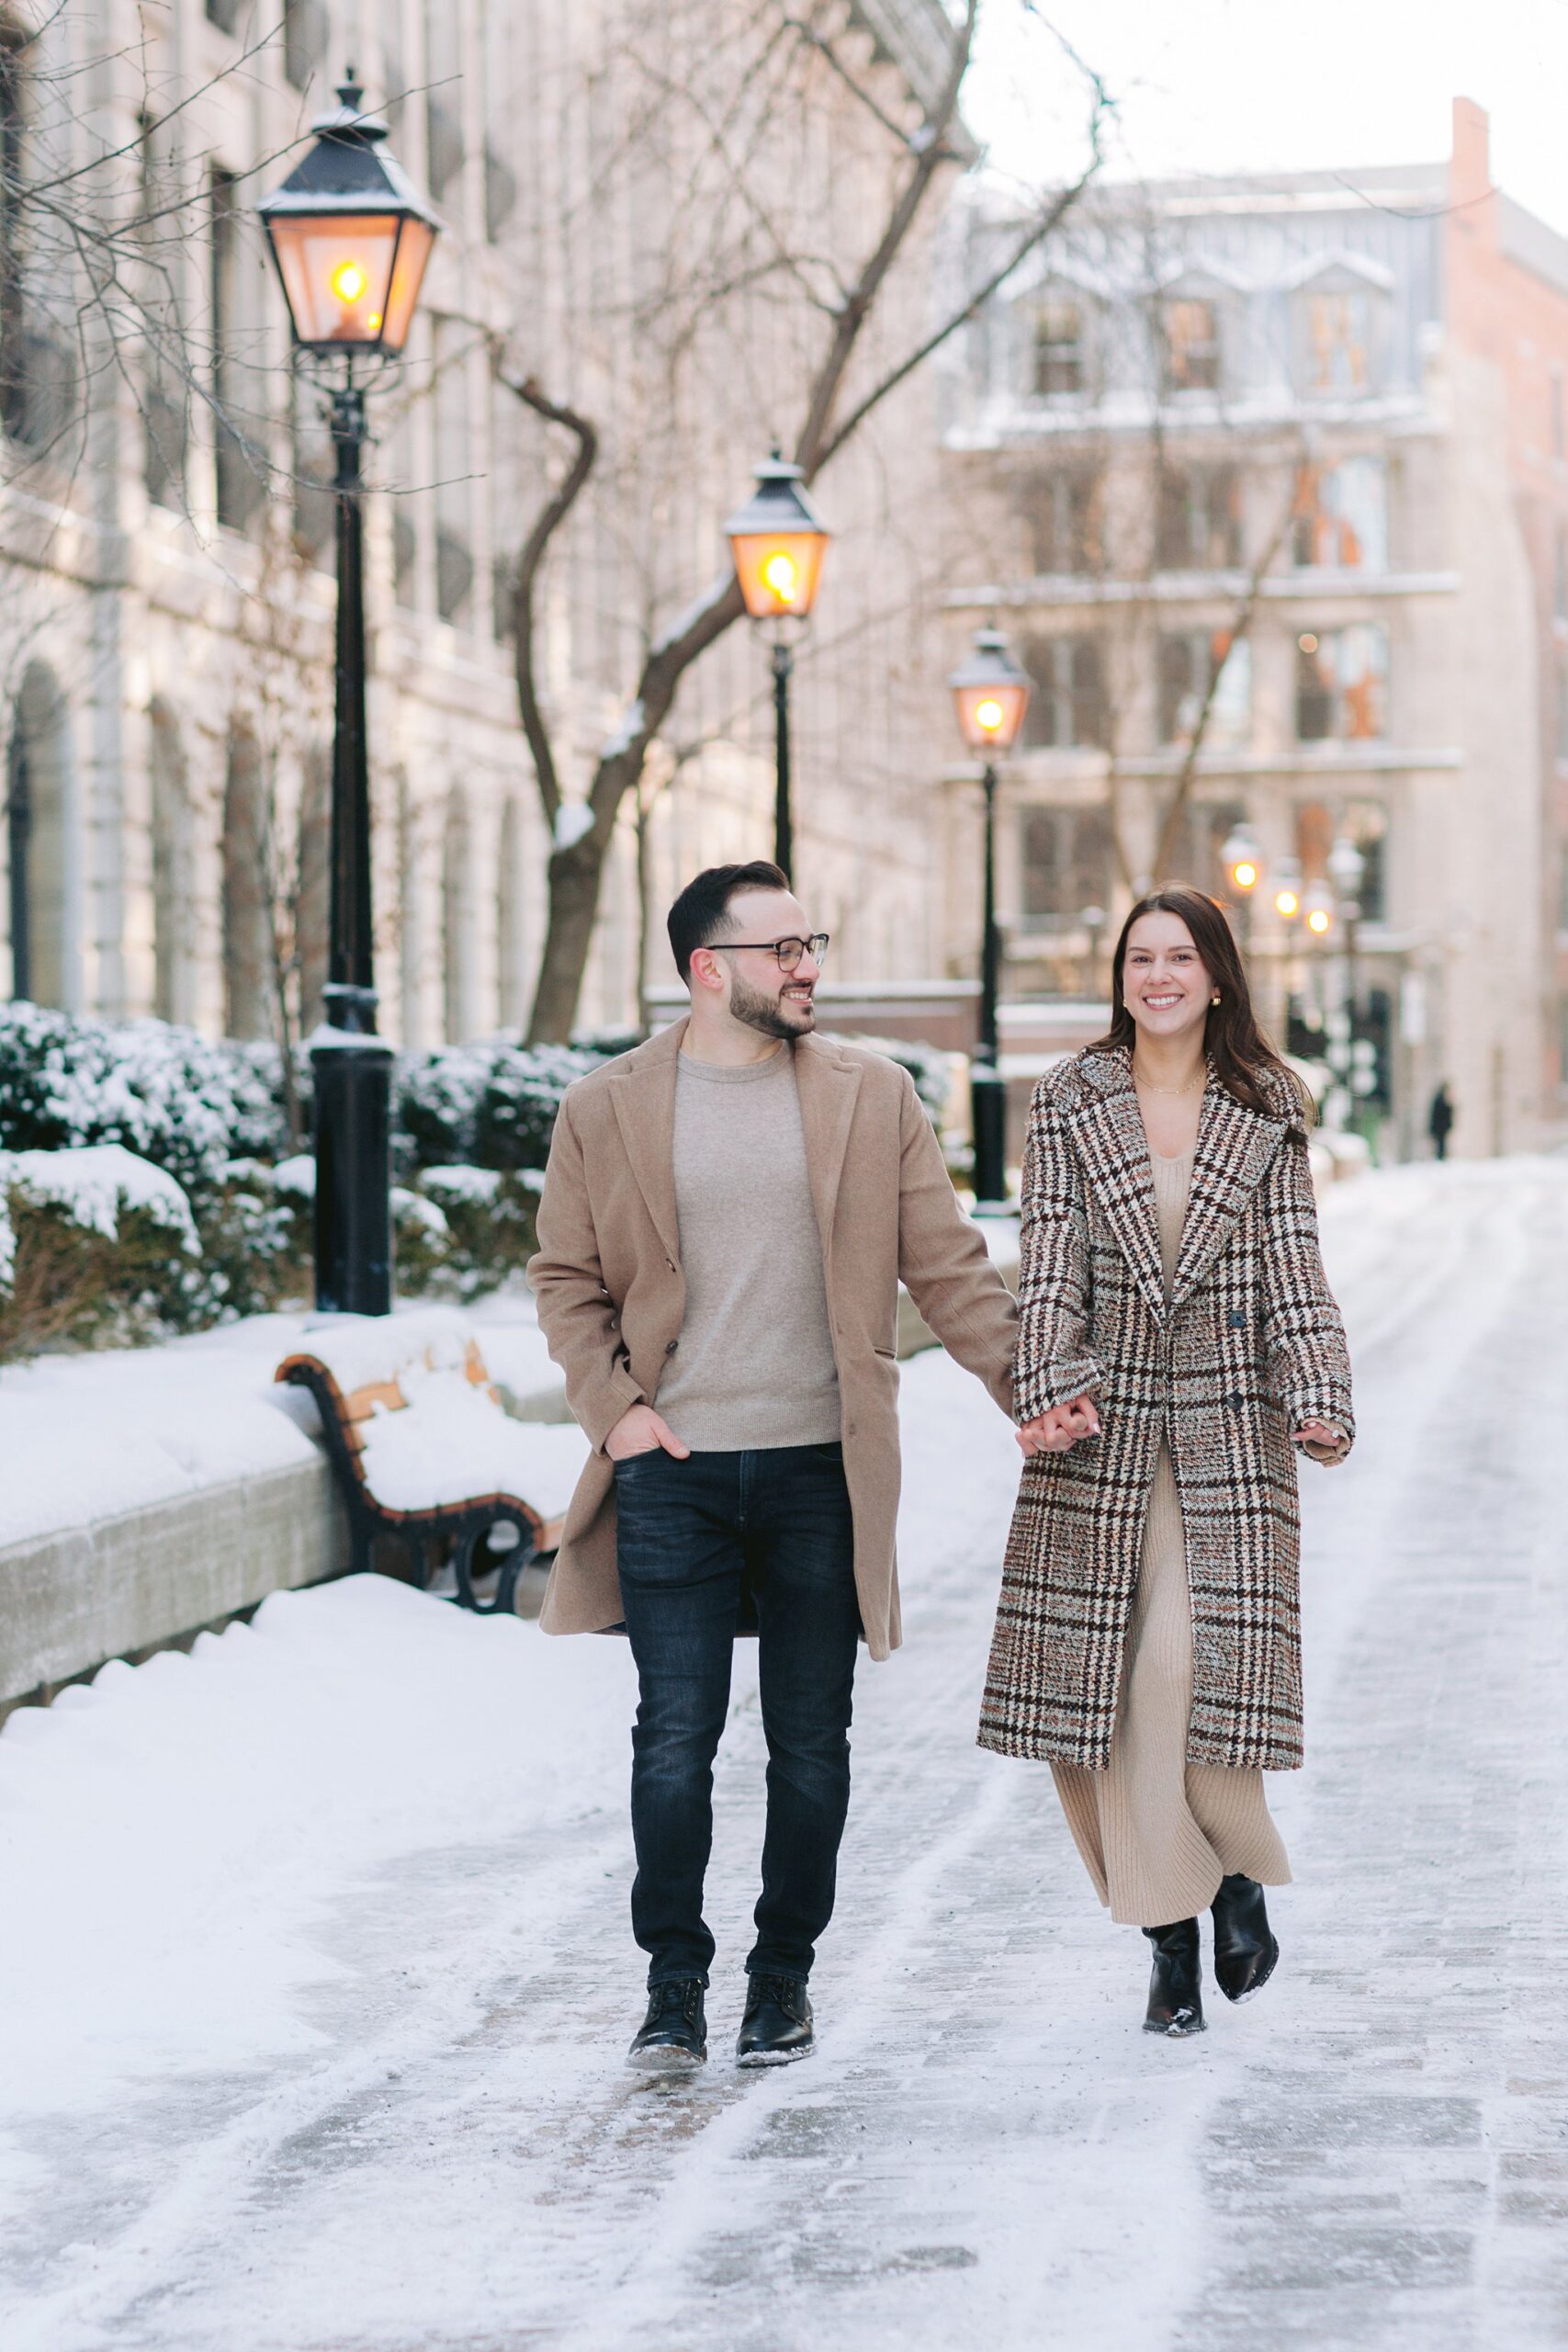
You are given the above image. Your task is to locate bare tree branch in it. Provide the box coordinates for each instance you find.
[492,363,601,831]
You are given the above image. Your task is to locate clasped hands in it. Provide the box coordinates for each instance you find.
[1015,1394,1348,1464]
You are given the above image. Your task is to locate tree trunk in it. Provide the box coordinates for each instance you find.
[526,833,611,1045]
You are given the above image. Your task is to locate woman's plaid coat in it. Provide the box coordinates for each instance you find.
[977,1046,1354,1772]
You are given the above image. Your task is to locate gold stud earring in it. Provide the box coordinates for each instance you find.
[1211,993,1221,1004]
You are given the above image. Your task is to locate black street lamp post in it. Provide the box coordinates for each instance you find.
[726,454,830,883]
[257,78,441,1314]
[949,628,1031,1214]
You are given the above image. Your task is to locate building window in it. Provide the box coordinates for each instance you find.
[283,0,329,95]
[1295,625,1387,741]
[1292,457,1388,570]
[1157,630,1250,749]
[1297,288,1378,397]
[295,748,331,1032]
[150,700,197,1025]
[1553,371,1565,461]
[433,320,474,626]
[1556,525,1568,621]
[496,798,526,1028]
[6,663,72,1009]
[1558,842,1568,934]
[290,378,333,567]
[1023,467,1099,575]
[425,0,466,204]
[482,3,517,243]
[140,115,187,509]
[1559,997,1568,1092]
[1162,298,1221,393]
[441,791,471,1041]
[0,50,77,461]
[205,0,243,28]
[1021,636,1106,749]
[1556,659,1568,759]
[209,167,264,535]
[1020,806,1114,927]
[221,727,274,1040]
[1032,297,1085,398]
[1177,799,1247,898]
[1156,465,1241,570]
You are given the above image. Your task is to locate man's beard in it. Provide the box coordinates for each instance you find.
[728,967,813,1041]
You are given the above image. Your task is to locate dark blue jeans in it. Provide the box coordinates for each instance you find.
[612,1442,860,1989]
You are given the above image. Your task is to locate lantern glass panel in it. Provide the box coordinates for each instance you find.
[380,217,437,355]
[268,213,400,347]
[953,679,1029,752]
[728,526,829,620]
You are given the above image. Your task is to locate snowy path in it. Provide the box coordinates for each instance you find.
[1,1160,1565,2350]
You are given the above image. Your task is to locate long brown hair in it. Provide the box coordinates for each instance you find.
[1090,885,1311,1124]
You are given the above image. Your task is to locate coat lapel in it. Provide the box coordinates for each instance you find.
[608,1019,683,1263]
[793,1033,863,1260]
[1168,1079,1288,1311]
[1073,1051,1168,1327]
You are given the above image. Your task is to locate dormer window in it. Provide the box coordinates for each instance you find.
[1032,297,1086,398]
[1163,298,1222,393]
[1288,255,1392,399]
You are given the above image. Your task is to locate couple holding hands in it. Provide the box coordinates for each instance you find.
[529,860,1353,2067]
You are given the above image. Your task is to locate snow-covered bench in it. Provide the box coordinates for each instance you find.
[275,1306,589,1617]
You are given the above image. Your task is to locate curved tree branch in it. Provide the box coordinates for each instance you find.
[492,363,600,830]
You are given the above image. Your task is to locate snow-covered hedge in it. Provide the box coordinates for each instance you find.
[0,1002,288,1193]
[0,1145,207,1359]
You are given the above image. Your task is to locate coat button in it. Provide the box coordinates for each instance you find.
[1227,1392,1243,1408]
[1228,1310,1247,1329]
[665,1340,679,1355]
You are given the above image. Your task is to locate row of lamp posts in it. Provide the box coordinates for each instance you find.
[254,77,1027,1317]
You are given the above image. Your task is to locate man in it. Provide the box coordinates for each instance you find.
[528,861,1017,2072]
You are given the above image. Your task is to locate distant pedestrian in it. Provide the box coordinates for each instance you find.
[1428,1083,1455,1161]
[978,886,1354,2039]
[530,861,1018,2073]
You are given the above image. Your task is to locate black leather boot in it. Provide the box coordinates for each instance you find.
[1211,1873,1280,2004]
[736,1973,815,2067]
[626,1978,706,2072]
[1143,1918,1206,2037]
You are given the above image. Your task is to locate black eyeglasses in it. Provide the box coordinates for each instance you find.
[710,933,830,972]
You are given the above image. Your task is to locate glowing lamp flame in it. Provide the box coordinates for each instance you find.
[975,696,1005,735]
[1232,860,1258,891]
[761,550,798,604]
[330,260,368,304]
[1306,907,1331,935]
[1275,888,1301,918]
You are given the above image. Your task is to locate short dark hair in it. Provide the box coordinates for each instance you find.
[667,861,789,983]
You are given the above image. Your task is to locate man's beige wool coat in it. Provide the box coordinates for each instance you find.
[527,1019,1018,1657]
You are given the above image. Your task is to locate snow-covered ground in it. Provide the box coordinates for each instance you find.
[1,1159,1565,2350]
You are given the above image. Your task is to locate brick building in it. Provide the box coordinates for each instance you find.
[933,100,1568,1159]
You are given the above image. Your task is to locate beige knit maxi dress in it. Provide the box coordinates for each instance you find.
[1051,1145,1292,1928]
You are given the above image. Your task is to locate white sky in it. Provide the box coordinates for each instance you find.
[965,0,1568,238]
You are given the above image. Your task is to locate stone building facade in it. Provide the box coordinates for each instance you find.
[933,100,1567,1159]
[0,0,959,1052]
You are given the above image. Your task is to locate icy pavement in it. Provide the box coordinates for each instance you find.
[1,1159,1565,2350]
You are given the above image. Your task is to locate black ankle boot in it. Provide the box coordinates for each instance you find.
[736,1973,815,2067]
[626,1978,706,2071]
[1143,1918,1206,2037]
[1211,1873,1280,2004]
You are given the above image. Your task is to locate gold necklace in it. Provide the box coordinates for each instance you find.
[1133,1065,1205,1098]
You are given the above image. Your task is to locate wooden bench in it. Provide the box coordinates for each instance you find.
[276,1308,589,1618]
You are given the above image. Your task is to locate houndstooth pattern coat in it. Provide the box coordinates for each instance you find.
[977,1046,1354,1773]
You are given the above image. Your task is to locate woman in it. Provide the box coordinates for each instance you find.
[978,887,1353,2038]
